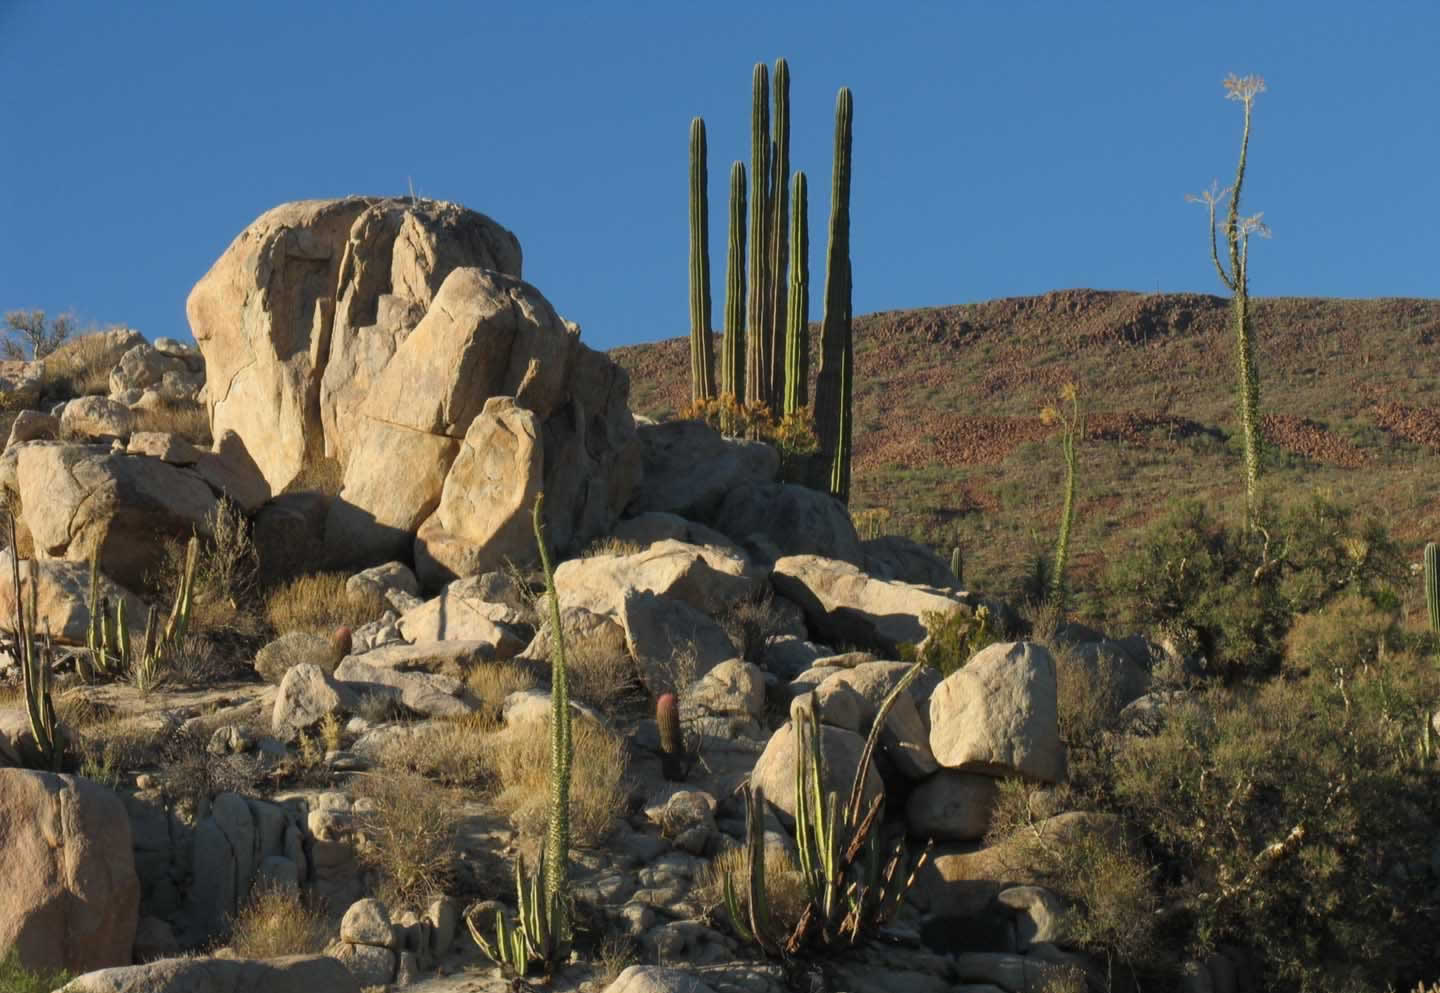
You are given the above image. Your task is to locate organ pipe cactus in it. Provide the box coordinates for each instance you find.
[689,117,715,405]
[745,62,772,415]
[783,170,809,416]
[471,492,572,977]
[720,161,748,413]
[725,659,929,955]
[767,58,792,413]
[8,515,63,771]
[814,87,855,503]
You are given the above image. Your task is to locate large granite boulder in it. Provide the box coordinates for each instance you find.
[749,720,883,830]
[626,419,779,520]
[770,554,967,656]
[108,342,205,406]
[14,444,217,589]
[55,955,360,993]
[0,769,139,974]
[554,539,758,619]
[711,482,864,565]
[0,559,148,646]
[326,266,638,567]
[188,197,522,495]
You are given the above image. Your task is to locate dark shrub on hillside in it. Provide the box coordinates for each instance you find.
[1101,495,1404,678]
[1113,658,1440,992]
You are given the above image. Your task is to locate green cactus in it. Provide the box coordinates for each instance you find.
[814,87,854,503]
[950,546,963,587]
[783,170,809,417]
[720,161,748,412]
[8,516,63,771]
[745,62,772,415]
[689,116,715,406]
[767,58,791,414]
[1425,541,1439,641]
[86,537,197,689]
[472,493,571,977]
[727,659,929,955]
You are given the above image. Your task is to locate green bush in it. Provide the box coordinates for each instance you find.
[1112,658,1440,992]
[901,603,1000,677]
[1101,495,1404,678]
[0,947,71,993]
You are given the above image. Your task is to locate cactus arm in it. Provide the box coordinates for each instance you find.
[745,62,771,412]
[689,116,715,405]
[720,161,748,410]
[814,87,854,502]
[783,170,809,416]
[767,58,791,413]
[1426,542,1439,646]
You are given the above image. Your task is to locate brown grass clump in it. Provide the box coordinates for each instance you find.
[265,572,385,636]
[281,454,344,498]
[487,716,628,847]
[228,883,329,958]
[38,331,113,398]
[465,662,540,723]
[131,397,212,448]
[694,843,810,937]
[564,631,640,712]
[379,713,496,787]
[352,770,462,908]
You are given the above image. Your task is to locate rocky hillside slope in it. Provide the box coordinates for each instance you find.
[613,289,1440,596]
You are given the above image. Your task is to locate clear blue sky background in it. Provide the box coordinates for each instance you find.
[1,1,1435,352]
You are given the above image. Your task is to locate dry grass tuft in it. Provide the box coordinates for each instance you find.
[352,770,463,908]
[564,631,640,712]
[265,572,385,636]
[39,332,114,398]
[488,716,628,847]
[282,455,344,498]
[694,843,810,937]
[379,712,496,786]
[228,883,329,958]
[580,536,645,559]
[465,662,539,723]
[131,397,212,448]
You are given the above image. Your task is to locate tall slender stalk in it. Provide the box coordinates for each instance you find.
[688,117,715,404]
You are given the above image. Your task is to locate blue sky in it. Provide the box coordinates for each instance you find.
[1,1,1436,352]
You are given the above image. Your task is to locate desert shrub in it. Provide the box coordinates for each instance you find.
[4,309,71,361]
[1283,593,1400,678]
[1053,646,1124,759]
[718,589,794,665]
[0,947,70,993]
[131,396,212,447]
[901,603,1000,677]
[147,500,264,645]
[37,328,112,398]
[1112,660,1440,991]
[352,770,462,908]
[487,716,628,847]
[70,711,177,774]
[694,843,810,936]
[465,661,540,723]
[352,689,407,725]
[379,713,495,786]
[228,883,329,958]
[265,572,385,636]
[1102,495,1405,678]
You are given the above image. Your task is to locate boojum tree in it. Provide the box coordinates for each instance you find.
[1188,73,1270,530]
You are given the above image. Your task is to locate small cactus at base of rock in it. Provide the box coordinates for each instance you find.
[657,692,686,780]
[329,626,353,670]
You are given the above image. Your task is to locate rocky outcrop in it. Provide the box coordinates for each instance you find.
[55,955,360,993]
[626,420,779,520]
[712,483,864,565]
[108,341,205,406]
[0,559,148,646]
[14,444,217,589]
[555,539,758,619]
[188,197,522,495]
[0,769,139,974]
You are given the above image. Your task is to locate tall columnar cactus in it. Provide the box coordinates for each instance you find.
[783,170,809,416]
[1189,74,1268,529]
[1043,384,1083,604]
[1425,541,1439,641]
[688,117,715,406]
[720,161,748,410]
[86,538,198,687]
[814,87,854,503]
[767,58,792,414]
[744,62,771,414]
[471,492,572,977]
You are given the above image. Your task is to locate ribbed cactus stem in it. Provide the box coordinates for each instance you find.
[814,87,854,503]
[533,493,571,956]
[689,116,715,405]
[950,547,963,587]
[1425,541,1439,636]
[783,170,809,416]
[745,62,771,413]
[656,692,684,780]
[767,58,791,414]
[720,161,748,409]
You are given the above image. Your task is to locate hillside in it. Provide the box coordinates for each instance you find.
[612,289,1440,603]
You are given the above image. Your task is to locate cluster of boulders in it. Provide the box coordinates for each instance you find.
[0,196,1186,993]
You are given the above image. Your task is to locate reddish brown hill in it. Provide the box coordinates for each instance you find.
[612,290,1440,595]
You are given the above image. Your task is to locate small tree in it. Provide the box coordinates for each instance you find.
[3,310,72,361]
[1187,73,1269,530]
